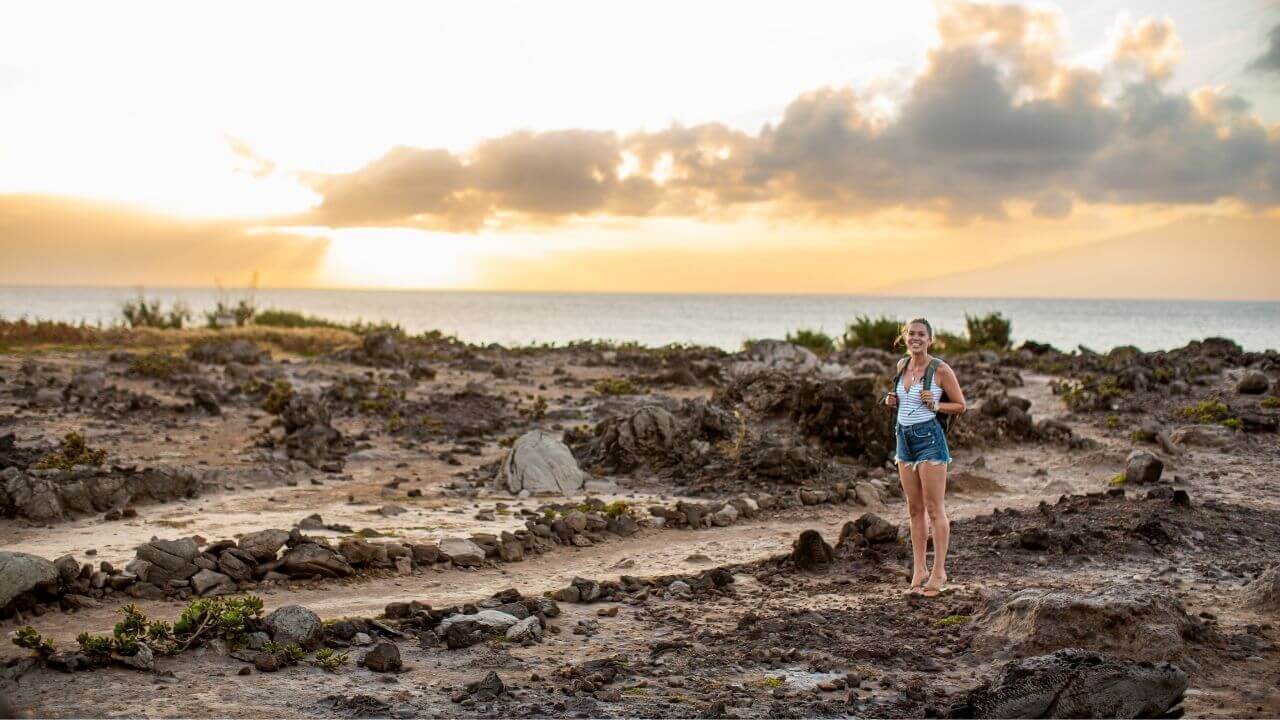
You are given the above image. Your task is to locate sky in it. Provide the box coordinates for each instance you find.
[1,0,1278,298]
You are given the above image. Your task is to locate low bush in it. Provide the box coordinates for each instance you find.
[784,328,836,355]
[35,432,107,470]
[842,315,903,351]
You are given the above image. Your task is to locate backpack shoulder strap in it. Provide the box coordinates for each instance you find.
[923,357,942,390]
[893,357,909,383]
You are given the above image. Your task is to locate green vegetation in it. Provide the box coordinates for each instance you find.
[12,627,55,657]
[601,500,634,519]
[1153,367,1174,383]
[1055,374,1126,412]
[963,312,1012,350]
[262,380,295,414]
[1109,473,1126,486]
[35,431,107,470]
[254,309,405,337]
[1105,415,1121,429]
[204,299,257,328]
[70,599,254,661]
[1222,417,1243,431]
[763,676,785,688]
[934,614,971,627]
[313,647,348,672]
[1178,398,1243,430]
[784,328,836,355]
[121,292,191,329]
[594,377,641,396]
[1260,396,1280,409]
[128,351,193,379]
[842,315,903,351]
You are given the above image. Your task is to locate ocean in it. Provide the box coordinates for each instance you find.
[1,286,1277,353]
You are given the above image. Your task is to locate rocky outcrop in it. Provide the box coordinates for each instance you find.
[976,584,1200,662]
[1242,564,1280,612]
[280,395,348,470]
[494,430,586,496]
[949,649,1186,719]
[1,465,202,523]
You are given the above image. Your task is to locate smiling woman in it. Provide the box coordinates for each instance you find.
[314,227,477,289]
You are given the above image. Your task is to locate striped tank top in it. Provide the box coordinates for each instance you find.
[897,363,939,426]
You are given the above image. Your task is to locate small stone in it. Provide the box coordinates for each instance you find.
[362,641,402,673]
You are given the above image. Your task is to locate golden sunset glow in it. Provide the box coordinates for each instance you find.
[1,0,1278,297]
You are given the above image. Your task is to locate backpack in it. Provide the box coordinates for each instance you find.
[892,356,954,435]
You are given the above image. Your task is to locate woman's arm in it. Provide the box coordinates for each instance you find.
[936,363,967,415]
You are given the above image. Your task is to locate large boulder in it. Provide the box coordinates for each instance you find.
[438,538,485,567]
[494,430,586,495]
[1236,370,1270,395]
[577,405,679,473]
[0,551,58,609]
[949,649,1186,719]
[237,529,291,563]
[439,610,520,634]
[743,340,820,374]
[263,605,324,650]
[1242,564,1280,612]
[134,538,200,585]
[976,585,1197,662]
[1123,450,1163,485]
[280,543,354,578]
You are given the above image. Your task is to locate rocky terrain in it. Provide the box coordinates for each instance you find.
[1,328,1278,718]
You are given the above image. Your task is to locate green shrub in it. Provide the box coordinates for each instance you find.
[262,380,295,415]
[784,328,836,355]
[595,378,640,396]
[12,627,55,656]
[934,614,971,627]
[313,647,348,672]
[935,330,970,353]
[1222,417,1243,431]
[965,312,1012,350]
[128,351,193,379]
[254,309,405,337]
[35,431,107,470]
[1261,396,1280,409]
[203,299,257,328]
[1179,399,1230,424]
[842,315,903,351]
[1105,415,1121,429]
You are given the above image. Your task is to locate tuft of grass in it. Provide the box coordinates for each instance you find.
[122,292,190,329]
[1105,415,1121,429]
[35,431,107,470]
[601,500,633,519]
[1109,473,1127,486]
[594,377,641,396]
[763,676,785,688]
[1221,417,1243,431]
[1179,399,1230,424]
[934,614,971,627]
[784,328,836,355]
[1260,396,1279,409]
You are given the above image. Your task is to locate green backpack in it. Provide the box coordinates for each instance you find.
[892,357,954,434]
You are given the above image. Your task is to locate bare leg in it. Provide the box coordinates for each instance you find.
[920,462,950,592]
[897,462,927,592]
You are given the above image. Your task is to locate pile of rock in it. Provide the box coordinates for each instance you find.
[278,395,349,470]
[384,587,561,650]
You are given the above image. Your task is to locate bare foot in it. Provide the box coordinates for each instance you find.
[905,572,927,595]
[922,573,948,597]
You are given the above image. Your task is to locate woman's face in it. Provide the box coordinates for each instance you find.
[905,322,932,353]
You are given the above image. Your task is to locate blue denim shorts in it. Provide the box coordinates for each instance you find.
[895,418,952,469]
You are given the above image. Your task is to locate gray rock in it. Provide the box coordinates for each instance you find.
[237,529,290,562]
[493,430,586,496]
[1237,370,1270,395]
[951,649,1186,719]
[711,503,739,526]
[362,641,402,672]
[191,569,234,596]
[352,632,374,646]
[0,551,58,609]
[439,538,485,567]
[135,538,200,584]
[977,584,1196,662]
[114,643,156,672]
[246,632,269,650]
[281,543,354,578]
[263,604,324,650]
[745,340,820,373]
[1124,450,1163,485]
[505,615,543,643]
[1242,564,1280,612]
[439,610,520,634]
[1169,424,1233,448]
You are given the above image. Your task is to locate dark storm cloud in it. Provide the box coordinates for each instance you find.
[300,2,1280,229]
[1248,23,1280,74]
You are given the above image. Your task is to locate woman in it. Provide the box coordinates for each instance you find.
[884,318,966,597]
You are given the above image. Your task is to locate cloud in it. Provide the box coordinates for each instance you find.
[1248,23,1280,74]
[225,135,277,179]
[298,1,1279,229]
[1111,16,1184,82]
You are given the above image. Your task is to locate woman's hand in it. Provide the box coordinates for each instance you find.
[919,389,935,409]
[885,392,898,408]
